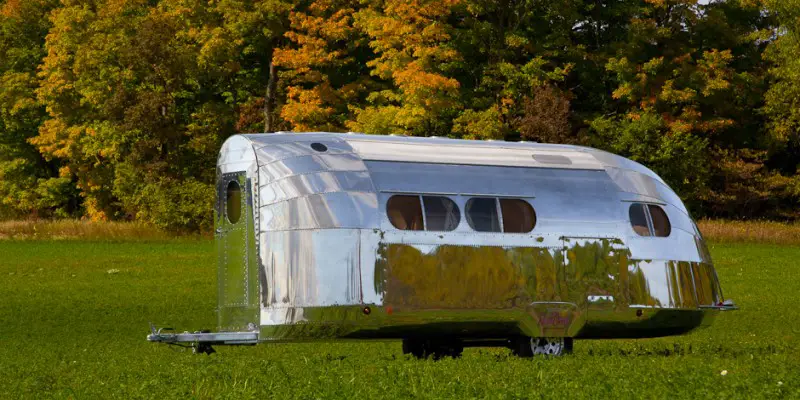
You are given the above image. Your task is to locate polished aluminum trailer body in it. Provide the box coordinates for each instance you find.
[151,132,732,348]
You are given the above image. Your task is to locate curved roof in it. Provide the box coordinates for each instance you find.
[238,131,664,183]
[224,132,687,216]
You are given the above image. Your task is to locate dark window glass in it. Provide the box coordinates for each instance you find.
[466,198,501,232]
[226,180,242,224]
[387,195,424,231]
[500,199,536,233]
[423,196,460,231]
[629,203,650,236]
[648,205,671,237]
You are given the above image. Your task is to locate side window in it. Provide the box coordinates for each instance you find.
[387,195,424,231]
[629,204,650,236]
[466,198,501,232]
[499,199,536,233]
[423,196,460,231]
[629,203,671,237]
[648,205,671,237]
[226,180,242,224]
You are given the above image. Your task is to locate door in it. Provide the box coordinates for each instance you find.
[216,171,258,331]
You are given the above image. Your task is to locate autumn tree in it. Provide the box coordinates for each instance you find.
[0,0,75,218]
[589,0,780,215]
[762,0,800,212]
[274,0,372,132]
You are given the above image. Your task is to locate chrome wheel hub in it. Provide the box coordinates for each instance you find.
[532,337,565,356]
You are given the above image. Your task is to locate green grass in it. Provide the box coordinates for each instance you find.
[0,240,798,399]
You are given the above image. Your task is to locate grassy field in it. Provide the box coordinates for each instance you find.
[0,239,798,399]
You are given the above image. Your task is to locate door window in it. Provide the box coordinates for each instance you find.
[226,180,242,224]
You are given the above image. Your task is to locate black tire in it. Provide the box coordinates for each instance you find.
[402,338,426,359]
[402,338,463,360]
[510,336,573,357]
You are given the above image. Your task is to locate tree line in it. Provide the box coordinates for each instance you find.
[1,0,799,231]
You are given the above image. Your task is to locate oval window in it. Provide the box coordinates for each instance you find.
[629,203,650,236]
[226,180,242,224]
[387,195,424,231]
[500,199,536,233]
[423,196,460,231]
[648,204,671,237]
[466,198,501,232]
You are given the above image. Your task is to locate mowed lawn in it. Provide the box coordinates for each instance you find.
[0,240,797,399]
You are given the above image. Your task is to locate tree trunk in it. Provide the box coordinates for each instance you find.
[264,59,277,133]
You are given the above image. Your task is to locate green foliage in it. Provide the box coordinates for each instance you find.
[0,0,75,218]
[590,113,710,204]
[0,239,798,398]
[0,0,799,229]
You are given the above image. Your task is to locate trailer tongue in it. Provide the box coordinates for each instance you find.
[147,323,258,354]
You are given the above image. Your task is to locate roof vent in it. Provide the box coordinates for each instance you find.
[532,154,572,165]
[310,142,328,152]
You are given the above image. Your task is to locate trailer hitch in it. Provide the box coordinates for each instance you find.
[700,299,738,311]
[147,323,259,354]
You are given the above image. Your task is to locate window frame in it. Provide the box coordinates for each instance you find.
[464,197,503,233]
[465,196,536,234]
[647,204,671,237]
[498,198,536,233]
[421,195,461,232]
[386,193,461,232]
[386,194,425,231]
[628,202,671,238]
[225,179,242,225]
[385,193,537,234]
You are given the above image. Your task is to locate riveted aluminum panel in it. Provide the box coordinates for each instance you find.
[350,140,604,170]
[366,161,616,199]
[692,263,723,305]
[207,132,730,341]
[252,140,355,163]
[216,172,260,332]
[626,228,701,262]
[259,171,375,206]
[260,229,362,313]
[260,192,379,231]
[605,166,688,215]
[218,135,257,174]
[257,154,365,183]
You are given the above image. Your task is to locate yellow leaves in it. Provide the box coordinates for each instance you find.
[451,106,503,140]
[612,84,634,100]
[698,49,734,97]
[280,85,336,131]
[393,62,459,106]
[84,197,109,222]
[0,0,21,18]
[642,57,664,74]
[660,80,697,103]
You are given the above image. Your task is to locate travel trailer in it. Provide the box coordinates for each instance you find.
[147,132,735,358]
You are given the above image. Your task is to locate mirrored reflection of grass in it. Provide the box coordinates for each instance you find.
[0,240,797,399]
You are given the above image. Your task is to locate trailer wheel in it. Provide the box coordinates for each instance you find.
[402,338,463,360]
[510,336,572,357]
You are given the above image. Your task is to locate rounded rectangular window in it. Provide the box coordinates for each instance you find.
[629,203,650,236]
[226,180,242,224]
[466,198,501,232]
[387,195,424,231]
[500,199,536,233]
[648,205,671,237]
[423,196,460,231]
